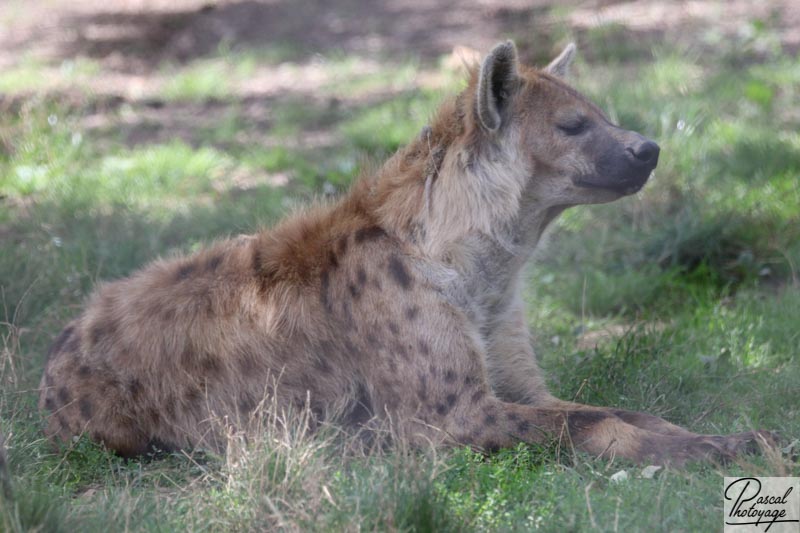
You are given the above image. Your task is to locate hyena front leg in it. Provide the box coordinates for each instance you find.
[486,295,700,438]
[375,356,758,464]
[440,397,772,465]
[544,399,696,438]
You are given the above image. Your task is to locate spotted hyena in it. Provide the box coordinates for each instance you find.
[39,42,773,464]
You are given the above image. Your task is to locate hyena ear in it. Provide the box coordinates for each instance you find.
[476,40,519,132]
[545,42,576,77]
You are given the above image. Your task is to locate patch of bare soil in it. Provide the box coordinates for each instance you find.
[0,0,797,155]
[5,1,797,74]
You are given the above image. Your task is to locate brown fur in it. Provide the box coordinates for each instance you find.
[39,42,773,464]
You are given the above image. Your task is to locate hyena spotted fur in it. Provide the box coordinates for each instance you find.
[39,42,774,463]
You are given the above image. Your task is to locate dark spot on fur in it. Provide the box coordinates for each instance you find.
[309,404,325,426]
[179,346,194,368]
[464,375,479,387]
[77,365,92,378]
[356,267,367,286]
[471,389,486,404]
[417,340,430,357]
[446,393,458,408]
[354,226,387,243]
[44,397,56,411]
[314,354,333,373]
[444,370,457,383]
[79,397,93,419]
[405,306,420,321]
[337,235,349,256]
[239,395,257,415]
[176,262,197,281]
[391,341,408,359]
[507,412,520,422]
[200,354,222,376]
[203,294,216,317]
[566,411,612,434]
[387,322,400,336]
[436,403,449,416]
[516,420,531,434]
[408,221,427,244]
[387,254,412,290]
[57,386,70,405]
[417,374,428,400]
[90,318,117,346]
[101,375,122,396]
[328,250,339,270]
[484,413,497,426]
[128,378,143,399]
[252,247,265,289]
[164,397,177,418]
[184,386,203,405]
[345,382,373,426]
[483,440,500,452]
[348,283,360,300]
[56,413,70,432]
[320,270,332,313]
[206,253,224,273]
[237,352,257,374]
[47,325,75,360]
[341,301,356,330]
[146,407,161,426]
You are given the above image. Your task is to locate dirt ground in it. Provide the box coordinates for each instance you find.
[2,0,797,80]
[1,0,798,156]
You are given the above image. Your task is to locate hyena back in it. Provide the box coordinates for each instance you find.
[39,41,772,463]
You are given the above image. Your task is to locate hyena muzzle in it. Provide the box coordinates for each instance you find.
[39,41,775,464]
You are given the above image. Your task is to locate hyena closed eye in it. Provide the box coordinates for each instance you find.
[39,41,774,464]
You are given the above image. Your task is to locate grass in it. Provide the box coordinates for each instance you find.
[1,8,799,532]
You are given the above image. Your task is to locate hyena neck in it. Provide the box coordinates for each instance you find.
[367,110,565,306]
[450,201,565,318]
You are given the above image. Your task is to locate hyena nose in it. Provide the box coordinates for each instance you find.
[628,141,660,167]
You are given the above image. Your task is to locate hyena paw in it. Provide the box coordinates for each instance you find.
[702,430,779,457]
[644,430,778,466]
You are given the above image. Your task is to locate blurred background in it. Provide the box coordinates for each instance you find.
[0,1,798,529]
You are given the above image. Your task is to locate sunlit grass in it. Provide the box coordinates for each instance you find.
[0,56,101,93]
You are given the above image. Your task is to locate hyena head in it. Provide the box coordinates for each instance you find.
[471,41,659,209]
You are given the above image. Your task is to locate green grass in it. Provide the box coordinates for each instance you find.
[0,56,101,93]
[1,12,799,532]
